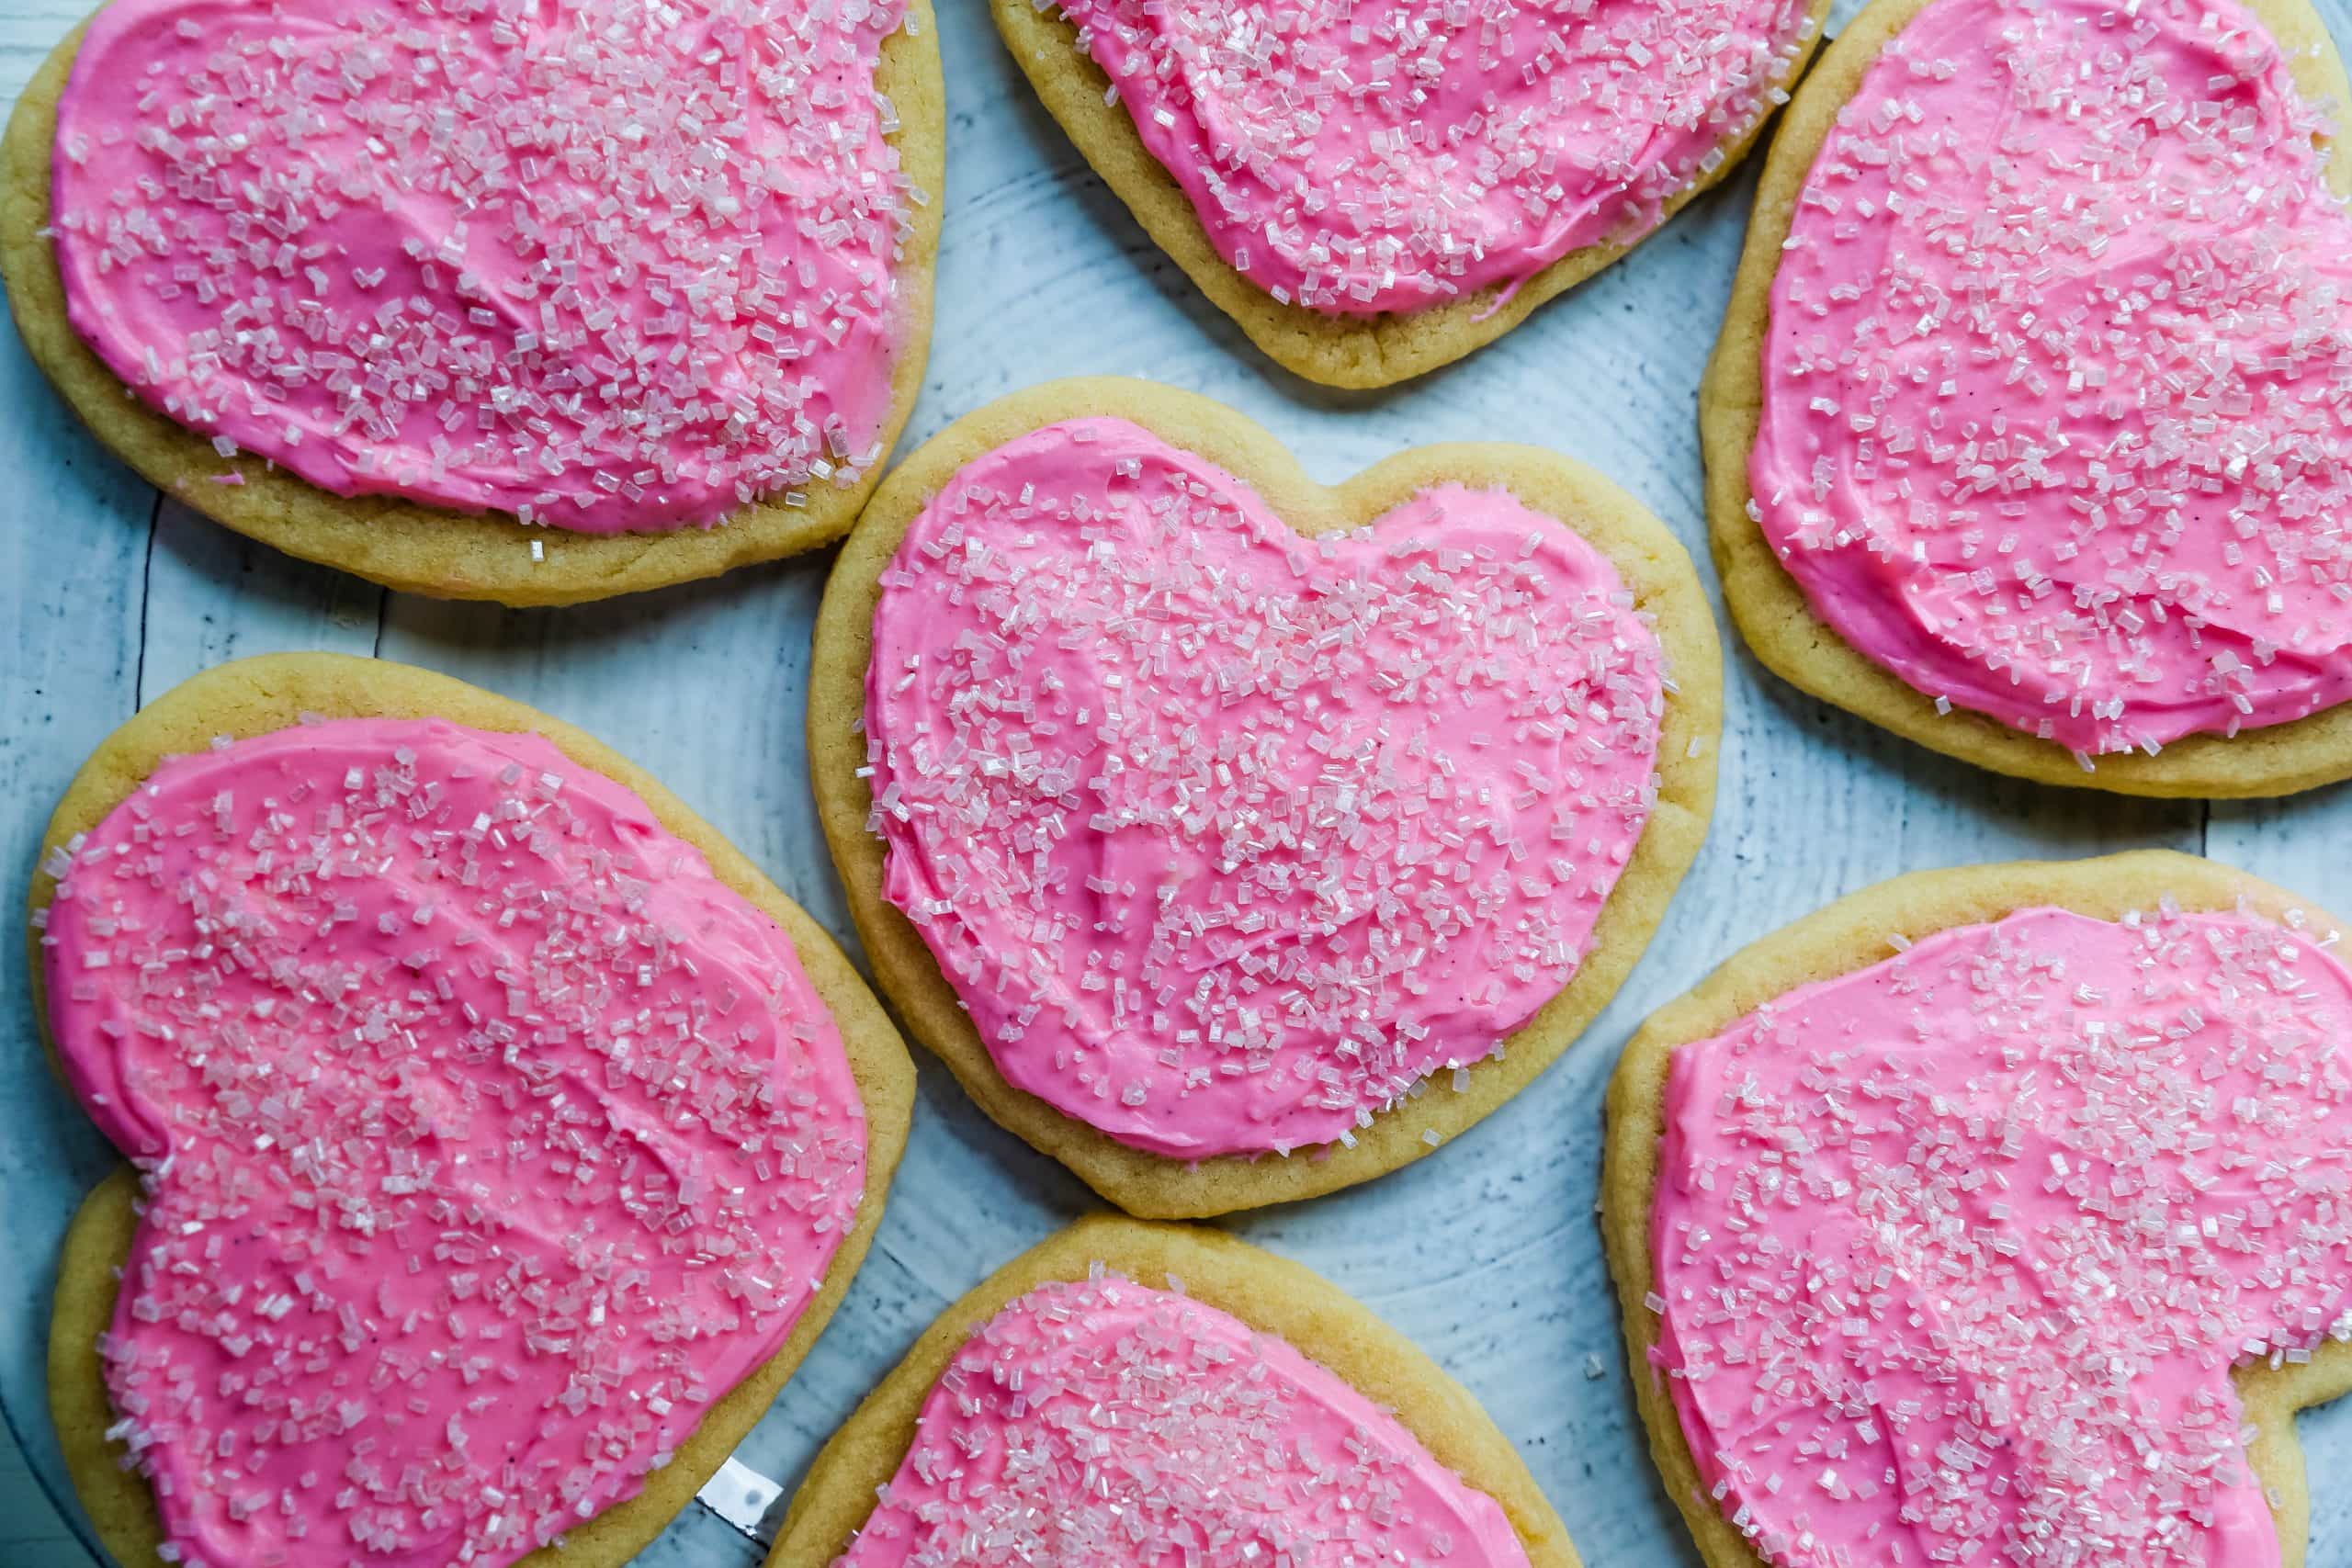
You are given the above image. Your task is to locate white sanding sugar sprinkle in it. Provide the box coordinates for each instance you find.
[49,0,915,533]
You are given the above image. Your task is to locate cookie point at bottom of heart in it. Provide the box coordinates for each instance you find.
[865,414,1675,1161]
[1039,0,1815,320]
[41,716,868,1568]
[833,1271,1538,1568]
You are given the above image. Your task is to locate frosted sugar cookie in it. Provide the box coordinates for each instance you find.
[30,653,915,1568]
[1704,0,2352,795]
[1603,851,2352,1568]
[811,378,1719,1215]
[0,0,943,604]
[772,1216,1578,1567]
[994,0,1829,387]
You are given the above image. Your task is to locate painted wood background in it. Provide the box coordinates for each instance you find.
[0,0,2346,1562]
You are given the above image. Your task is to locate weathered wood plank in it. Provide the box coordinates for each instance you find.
[0,1432,76,1553]
[135,500,381,700]
[373,558,852,943]
[0,2,81,104]
[0,0,2339,1557]
[2208,789,2352,898]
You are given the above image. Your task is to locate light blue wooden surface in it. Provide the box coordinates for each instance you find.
[0,0,2347,1563]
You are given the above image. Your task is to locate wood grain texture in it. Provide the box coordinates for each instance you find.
[0,0,2345,1559]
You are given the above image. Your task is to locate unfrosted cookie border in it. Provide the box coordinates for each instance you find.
[26,652,919,1568]
[0,0,944,606]
[809,375,1721,1217]
[767,1215,1581,1567]
[991,0,1830,389]
[1701,0,2352,797]
[1600,849,2352,1568]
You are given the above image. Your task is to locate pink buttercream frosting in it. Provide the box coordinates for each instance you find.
[1650,903,2352,1568]
[1057,0,1814,315]
[49,0,913,534]
[864,418,1668,1158]
[832,1272,1534,1567]
[39,717,867,1568]
[1750,0,2352,758]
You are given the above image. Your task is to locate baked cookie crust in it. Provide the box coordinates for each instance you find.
[1600,849,2352,1568]
[28,651,919,1568]
[768,1214,1581,1568]
[991,0,1829,389]
[1700,0,2352,797]
[809,376,1720,1217]
[0,0,944,607]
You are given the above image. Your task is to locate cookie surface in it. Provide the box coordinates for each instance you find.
[28,652,917,1568]
[769,1215,1580,1567]
[0,0,944,605]
[993,0,1828,389]
[810,377,1719,1216]
[1601,850,2352,1568]
[1702,0,2352,795]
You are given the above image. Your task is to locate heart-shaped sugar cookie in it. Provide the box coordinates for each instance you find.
[1604,851,2352,1568]
[993,0,1830,387]
[32,654,914,1568]
[771,1217,1581,1568]
[811,378,1719,1217]
[1704,0,2352,795]
[0,0,944,604]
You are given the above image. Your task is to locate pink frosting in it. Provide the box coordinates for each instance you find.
[49,0,913,534]
[1750,0,2352,759]
[1650,904,2352,1568]
[1057,0,1814,316]
[864,418,1668,1159]
[38,717,866,1568]
[832,1272,1533,1567]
